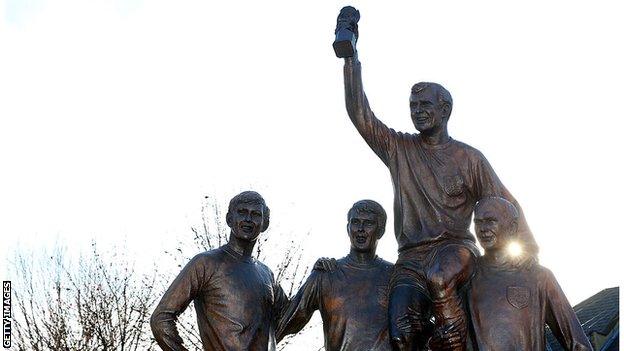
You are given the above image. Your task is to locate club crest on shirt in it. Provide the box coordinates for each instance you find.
[507,286,530,309]
[442,174,464,197]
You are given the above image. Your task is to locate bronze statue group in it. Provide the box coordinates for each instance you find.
[150,7,592,351]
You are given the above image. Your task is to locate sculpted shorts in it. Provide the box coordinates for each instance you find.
[389,237,480,299]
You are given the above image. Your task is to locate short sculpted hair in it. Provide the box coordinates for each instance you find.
[475,196,519,225]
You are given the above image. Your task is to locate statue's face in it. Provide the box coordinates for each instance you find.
[229,202,265,242]
[347,211,380,253]
[410,89,446,133]
[474,205,508,251]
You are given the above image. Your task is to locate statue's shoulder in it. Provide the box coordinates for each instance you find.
[335,256,349,264]
[254,259,274,274]
[196,245,250,264]
[378,257,394,270]
[376,258,394,280]
[335,256,356,269]
[190,248,224,265]
[449,138,491,165]
[451,138,484,156]
[394,131,420,144]
[174,250,224,278]
[532,264,556,282]
[311,257,343,276]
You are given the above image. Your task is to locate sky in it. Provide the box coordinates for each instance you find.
[1,0,623,314]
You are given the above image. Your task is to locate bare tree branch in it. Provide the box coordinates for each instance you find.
[11,243,158,350]
[10,194,319,350]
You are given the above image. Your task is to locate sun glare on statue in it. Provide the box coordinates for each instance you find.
[507,241,523,258]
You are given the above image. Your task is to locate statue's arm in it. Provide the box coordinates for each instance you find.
[343,55,397,163]
[543,269,594,351]
[150,255,208,351]
[275,271,321,342]
[473,154,538,254]
[272,278,290,330]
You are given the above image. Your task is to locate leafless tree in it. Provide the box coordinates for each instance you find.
[11,243,158,351]
[10,194,320,350]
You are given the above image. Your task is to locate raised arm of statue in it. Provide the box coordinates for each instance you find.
[343,56,398,164]
[543,269,594,351]
[150,254,208,351]
[335,6,397,164]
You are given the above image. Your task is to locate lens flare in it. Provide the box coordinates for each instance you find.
[507,241,523,257]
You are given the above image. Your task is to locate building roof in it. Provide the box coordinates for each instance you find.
[601,328,619,351]
[546,287,619,351]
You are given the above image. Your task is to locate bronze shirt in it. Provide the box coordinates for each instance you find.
[343,59,536,253]
[468,259,592,351]
[151,244,288,351]
[277,255,393,351]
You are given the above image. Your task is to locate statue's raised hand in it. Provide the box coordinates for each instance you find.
[333,6,360,58]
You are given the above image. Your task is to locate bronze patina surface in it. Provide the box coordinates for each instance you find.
[468,197,592,351]
[277,200,393,351]
[151,191,288,351]
[336,6,537,350]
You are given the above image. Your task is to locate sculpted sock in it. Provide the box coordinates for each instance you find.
[431,294,467,351]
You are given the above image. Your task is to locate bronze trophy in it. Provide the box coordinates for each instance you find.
[333,6,360,58]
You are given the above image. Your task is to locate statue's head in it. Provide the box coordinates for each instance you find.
[346,199,386,253]
[410,82,453,134]
[474,197,519,252]
[226,191,270,243]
